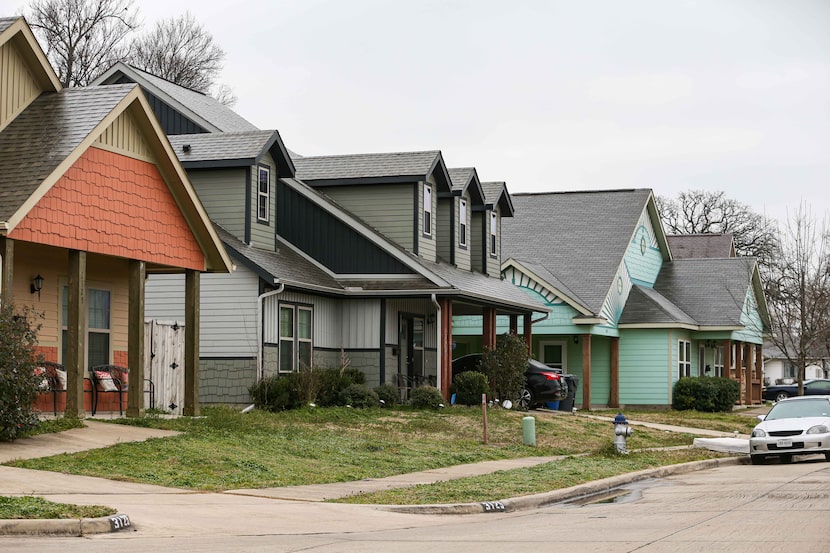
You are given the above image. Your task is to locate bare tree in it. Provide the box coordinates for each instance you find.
[765,205,830,395]
[26,0,138,87]
[657,190,780,270]
[125,12,225,94]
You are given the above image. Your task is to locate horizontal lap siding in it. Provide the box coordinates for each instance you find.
[189,169,246,241]
[318,184,414,250]
[618,328,671,405]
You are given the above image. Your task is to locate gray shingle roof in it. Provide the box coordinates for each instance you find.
[502,189,653,315]
[0,16,18,33]
[167,131,296,177]
[0,84,135,223]
[481,181,514,216]
[653,257,758,326]
[294,151,441,182]
[449,167,475,191]
[619,285,697,325]
[667,234,735,259]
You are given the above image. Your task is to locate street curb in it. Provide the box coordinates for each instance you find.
[0,512,131,536]
[382,456,748,515]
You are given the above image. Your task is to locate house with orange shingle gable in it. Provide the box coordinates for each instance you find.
[0,16,232,417]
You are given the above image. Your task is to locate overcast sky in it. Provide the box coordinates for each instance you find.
[15,0,830,225]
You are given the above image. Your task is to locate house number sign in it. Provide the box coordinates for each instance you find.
[109,514,132,531]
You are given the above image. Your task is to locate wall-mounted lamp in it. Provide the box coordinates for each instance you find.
[30,274,44,299]
[427,314,436,325]
[573,335,579,344]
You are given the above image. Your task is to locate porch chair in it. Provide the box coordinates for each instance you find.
[40,361,67,416]
[90,365,129,416]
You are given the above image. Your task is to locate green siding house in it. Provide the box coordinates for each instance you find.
[455,189,770,408]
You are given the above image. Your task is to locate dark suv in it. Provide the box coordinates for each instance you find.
[451,354,567,409]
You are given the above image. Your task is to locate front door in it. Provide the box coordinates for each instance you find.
[399,315,425,385]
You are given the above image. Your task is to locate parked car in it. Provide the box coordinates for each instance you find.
[762,379,830,403]
[451,354,566,409]
[749,395,830,465]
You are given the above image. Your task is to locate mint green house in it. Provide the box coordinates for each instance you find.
[453,189,770,408]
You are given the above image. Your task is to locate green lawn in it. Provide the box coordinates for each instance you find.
[7,406,734,494]
[0,496,114,519]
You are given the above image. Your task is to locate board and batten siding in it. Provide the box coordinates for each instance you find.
[617,328,672,405]
[437,196,452,262]
[418,179,437,262]
[145,268,260,357]
[262,290,342,349]
[94,111,152,161]
[0,37,40,128]
[317,184,414,250]
[188,168,246,241]
[249,152,277,251]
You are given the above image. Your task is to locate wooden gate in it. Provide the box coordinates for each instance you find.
[144,320,185,415]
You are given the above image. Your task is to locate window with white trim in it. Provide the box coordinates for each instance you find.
[423,184,432,236]
[459,198,467,247]
[489,211,497,256]
[279,303,313,372]
[61,286,110,367]
[714,346,724,377]
[257,165,270,222]
[678,339,691,379]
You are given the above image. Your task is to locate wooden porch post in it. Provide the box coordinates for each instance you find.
[755,344,763,404]
[0,237,13,305]
[127,260,145,418]
[743,343,753,406]
[184,269,200,417]
[735,341,744,405]
[523,313,532,354]
[609,337,619,408]
[440,298,453,400]
[65,250,86,419]
[482,307,496,351]
[723,339,732,380]
[581,334,591,409]
[509,314,518,336]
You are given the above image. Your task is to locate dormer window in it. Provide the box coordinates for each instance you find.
[489,211,497,256]
[257,165,270,222]
[423,184,432,236]
[459,199,467,247]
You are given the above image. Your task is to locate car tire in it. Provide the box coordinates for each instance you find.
[780,454,793,464]
[517,388,534,410]
[825,452,830,462]
[775,392,790,403]
[750,455,765,465]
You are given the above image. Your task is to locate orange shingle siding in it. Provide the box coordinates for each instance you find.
[10,147,205,270]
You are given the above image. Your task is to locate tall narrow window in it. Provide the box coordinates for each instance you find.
[279,306,294,373]
[459,199,467,247]
[257,165,270,222]
[298,307,312,370]
[678,340,691,379]
[62,286,110,367]
[489,211,497,256]
[423,184,432,236]
[714,346,724,377]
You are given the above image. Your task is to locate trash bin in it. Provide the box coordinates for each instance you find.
[558,375,578,411]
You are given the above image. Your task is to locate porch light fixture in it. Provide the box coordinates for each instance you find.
[30,274,44,299]
[573,335,579,344]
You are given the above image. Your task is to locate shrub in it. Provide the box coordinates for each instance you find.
[0,304,43,441]
[374,383,400,407]
[672,376,740,412]
[317,367,365,407]
[338,384,379,408]
[411,386,444,409]
[452,370,489,406]
[248,374,302,412]
[294,366,324,405]
[479,332,527,402]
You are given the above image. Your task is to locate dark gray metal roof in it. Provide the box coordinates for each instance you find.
[93,63,257,133]
[0,84,135,222]
[667,234,735,259]
[653,257,758,327]
[619,285,697,325]
[168,130,295,176]
[503,189,653,315]
[294,150,443,183]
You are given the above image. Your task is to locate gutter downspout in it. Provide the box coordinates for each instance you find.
[257,280,285,381]
[430,293,442,394]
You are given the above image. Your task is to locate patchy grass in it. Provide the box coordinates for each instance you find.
[8,406,702,491]
[333,448,730,505]
[20,417,85,438]
[0,496,114,519]
[593,408,760,434]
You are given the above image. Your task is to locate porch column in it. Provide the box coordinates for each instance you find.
[65,250,87,419]
[755,344,763,404]
[440,298,453,400]
[735,342,746,405]
[0,237,13,305]
[523,313,532,353]
[723,339,732,380]
[609,337,619,408]
[743,343,753,406]
[482,307,497,351]
[581,334,591,409]
[127,260,145,418]
[509,314,518,336]
[184,269,200,417]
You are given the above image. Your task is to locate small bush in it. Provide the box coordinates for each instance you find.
[672,377,740,412]
[452,371,489,406]
[479,332,527,402]
[0,304,43,441]
[338,384,379,408]
[411,386,444,409]
[249,374,302,412]
[374,383,400,407]
[317,367,366,407]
